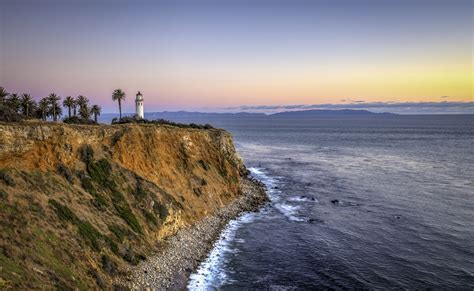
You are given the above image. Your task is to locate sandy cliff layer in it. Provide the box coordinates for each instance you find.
[0,122,252,289]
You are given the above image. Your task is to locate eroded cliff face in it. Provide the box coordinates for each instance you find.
[0,122,247,289]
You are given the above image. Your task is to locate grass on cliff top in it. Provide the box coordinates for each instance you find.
[111,116,215,129]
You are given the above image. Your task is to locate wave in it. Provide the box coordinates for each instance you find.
[248,167,281,201]
[187,213,256,290]
[275,203,305,222]
[288,196,318,203]
[188,168,272,290]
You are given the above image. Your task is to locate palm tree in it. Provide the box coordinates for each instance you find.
[47,93,61,121]
[79,105,91,120]
[112,89,126,120]
[51,103,63,120]
[90,105,101,123]
[76,95,89,118]
[20,94,35,117]
[7,93,21,113]
[38,98,49,121]
[63,96,75,118]
[73,98,78,116]
[0,87,8,103]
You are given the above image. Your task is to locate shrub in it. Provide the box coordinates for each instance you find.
[80,175,94,193]
[57,164,74,183]
[49,199,103,251]
[115,204,142,234]
[111,189,125,205]
[118,244,144,265]
[79,174,108,209]
[111,117,215,129]
[0,103,24,122]
[218,164,228,178]
[77,220,102,251]
[193,187,203,196]
[198,160,210,171]
[134,177,149,200]
[143,210,158,227]
[49,199,78,223]
[101,255,118,276]
[0,189,8,200]
[29,201,44,214]
[88,269,106,289]
[63,116,97,125]
[80,159,116,210]
[87,159,114,189]
[111,131,124,145]
[111,116,138,124]
[108,224,127,242]
[104,236,119,255]
[153,202,168,220]
[79,145,94,164]
[0,170,15,186]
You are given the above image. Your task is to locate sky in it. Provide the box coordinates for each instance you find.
[0,0,472,113]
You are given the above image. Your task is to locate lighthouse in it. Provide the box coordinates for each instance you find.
[135,91,144,119]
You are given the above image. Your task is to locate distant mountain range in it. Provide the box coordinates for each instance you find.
[269,109,395,117]
[99,109,396,124]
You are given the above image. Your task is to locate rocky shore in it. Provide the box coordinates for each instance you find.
[117,177,269,290]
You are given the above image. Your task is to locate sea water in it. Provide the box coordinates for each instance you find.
[189,115,474,289]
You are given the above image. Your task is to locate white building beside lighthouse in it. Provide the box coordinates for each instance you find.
[135,91,144,119]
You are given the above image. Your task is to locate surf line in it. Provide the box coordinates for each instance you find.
[187,168,276,289]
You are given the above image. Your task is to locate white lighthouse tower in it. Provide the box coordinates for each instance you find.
[135,91,144,119]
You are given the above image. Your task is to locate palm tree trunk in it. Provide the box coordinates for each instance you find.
[94,113,97,123]
[118,100,122,120]
[68,107,71,118]
[26,106,29,117]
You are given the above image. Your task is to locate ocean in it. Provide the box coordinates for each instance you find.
[185,115,474,289]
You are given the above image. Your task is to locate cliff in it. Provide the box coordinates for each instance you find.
[0,122,252,289]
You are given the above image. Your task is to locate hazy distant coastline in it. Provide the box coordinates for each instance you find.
[98,109,474,125]
[99,109,396,124]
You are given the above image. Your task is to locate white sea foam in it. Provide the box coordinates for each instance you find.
[248,167,265,176]
[275,203,305,222]
[249,167,281,201]
[288,196,318,203]
[187,212,256,290]
[188,168,276,290]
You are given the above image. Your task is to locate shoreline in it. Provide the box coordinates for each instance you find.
[117,176,269,289]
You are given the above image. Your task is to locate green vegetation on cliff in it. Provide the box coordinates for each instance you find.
[0,122,246,289]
